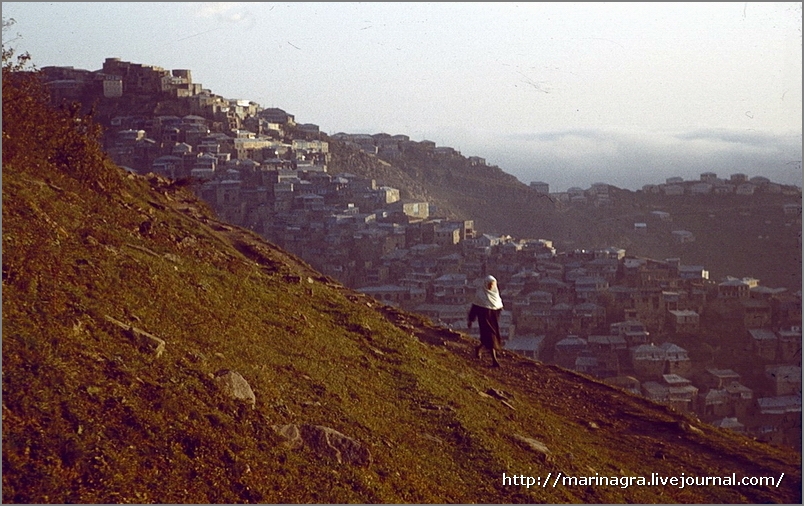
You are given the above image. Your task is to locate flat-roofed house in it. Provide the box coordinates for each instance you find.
[660,342,692,376]
[667,309,700,334]
[713,417,745,434]
[631,344,666,379]
[749,328,778,361]
[504,335,546,361]
[765,365,802,396]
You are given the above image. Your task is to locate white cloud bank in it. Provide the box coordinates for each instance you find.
[455,128,802,192]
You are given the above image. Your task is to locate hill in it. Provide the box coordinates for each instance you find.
[327,140,801,291]
[3,59,802,503]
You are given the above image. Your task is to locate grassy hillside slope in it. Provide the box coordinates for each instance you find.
[3,64,801,504]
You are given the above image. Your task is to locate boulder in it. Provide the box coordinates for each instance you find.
[512,434,552,462]
[273,424,372,467]
[214,370,256,408]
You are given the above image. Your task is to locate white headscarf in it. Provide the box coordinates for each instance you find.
[473,275,503,310]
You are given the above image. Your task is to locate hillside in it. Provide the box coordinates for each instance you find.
[3,63,802,503]
[35,52,801,291]
[328,140,557,234]
[327,140,801,291]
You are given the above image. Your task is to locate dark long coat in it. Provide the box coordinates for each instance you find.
[467,304,502,351]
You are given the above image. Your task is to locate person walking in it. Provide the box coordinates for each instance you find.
[467,275,504,367]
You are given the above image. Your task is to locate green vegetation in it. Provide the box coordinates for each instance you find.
[3,47,801,503]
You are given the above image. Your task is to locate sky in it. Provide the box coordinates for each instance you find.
[3,2,802,191]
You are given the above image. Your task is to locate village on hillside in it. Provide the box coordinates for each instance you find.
[41,58,803,450]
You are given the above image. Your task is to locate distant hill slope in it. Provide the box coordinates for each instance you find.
[328,140,557,234]
[3,65,801,503]
[327,139,802,291]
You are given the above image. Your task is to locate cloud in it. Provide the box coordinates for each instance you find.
[194,2,253,25]
[465,128,802,191]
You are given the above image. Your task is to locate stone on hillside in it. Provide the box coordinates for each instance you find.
[512,434,552,462]
[486,388,512,401]
[272,424,372,467]
[103,315,165,358]
[214,369,256,408]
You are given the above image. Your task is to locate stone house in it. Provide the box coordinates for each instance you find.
[388,200,430,221]
[413,303,469,328]
[754,395,802,447]
[699,381,753,420]
[431,273,469,305]
[435,253,463,275]
[678,265,709,282]
[725,382,754,419]
[666,309,700,334]
[550,303,574,332]
[777,327,802,364]
[506,271,541,298]
[775,297,802,329]
[740,299,772,329]
[641,381,670,403]
[634,259,674,288]
[659,342,692,376]
[587,334,627,376]
[701,388,732,419]
[712,417,746,434]
[504,335,545,361]
[623,257,647,278]
[702,368,741,389]
[513,306,551,334]
[718,278,751,299]
[713,183,735,195]
[764,365,802,396]
[554,336,588,369]
[662,291,681,311]
[631,344,666,379]
[671,230,695,243]
[572,302,606,334]
[650,210,671,222]
[530,181,550,194]
[358,284,424,306]
[584,257,620,282]
[151,155,184,179]
[748,328,778,361]
[433,224,462,247]
[534,257,562,277]
[574,353,600,377]
[662,374,698,413]
[690,182,712,195]
[610,320,651,346]
[574,276,609,302]
[538,276,573,304]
